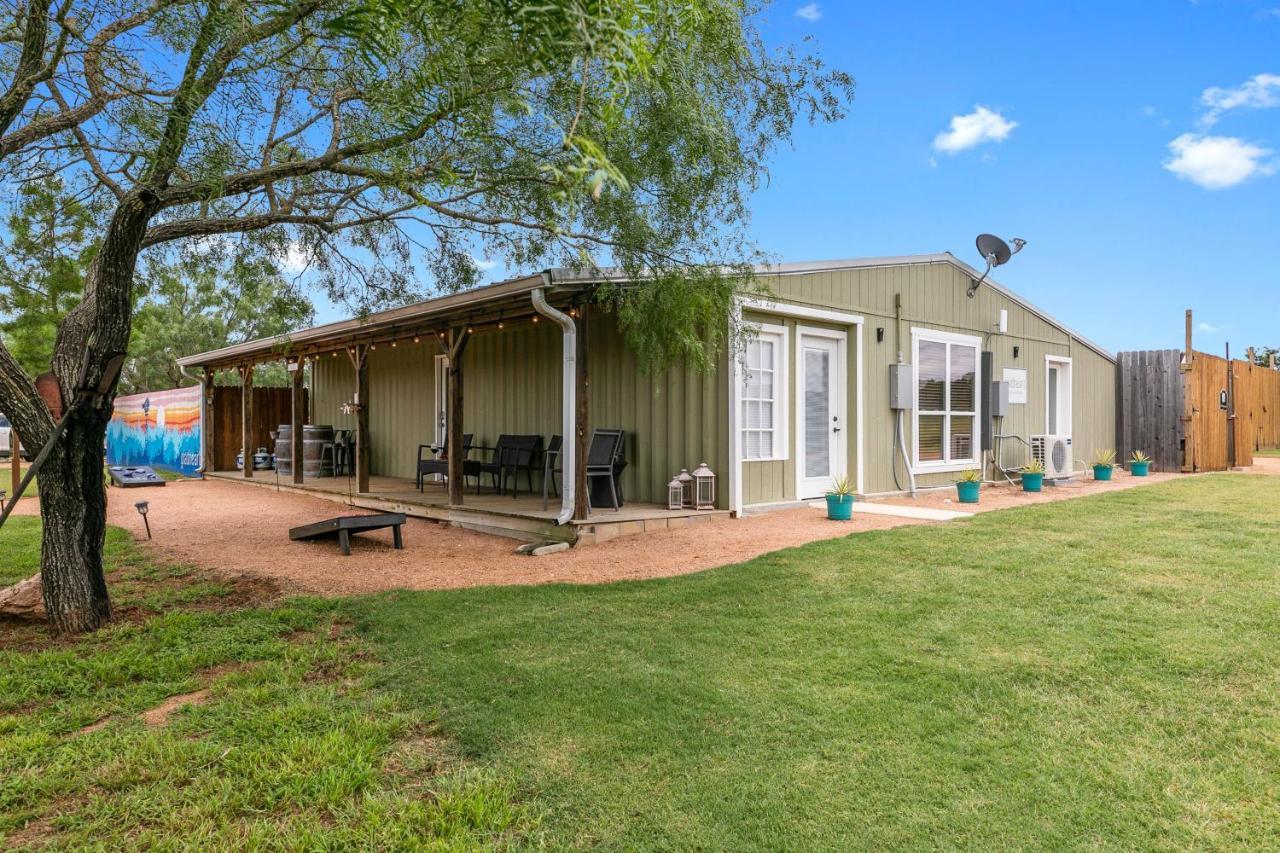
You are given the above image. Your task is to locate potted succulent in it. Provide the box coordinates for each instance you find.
[1021,459,1045,492]
[1092,448,1116,481]
[1129,450,1152,477]
[825,476,856,521]
[955,469,982,504]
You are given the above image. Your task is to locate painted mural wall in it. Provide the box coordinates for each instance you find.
[106,386,202,476]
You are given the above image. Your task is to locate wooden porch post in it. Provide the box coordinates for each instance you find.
[199,369,213,474]
[290,359,305,485]
[573,303,590,521]
[354,346,371,493]
[241,365,254,478]
[446,327,470,505]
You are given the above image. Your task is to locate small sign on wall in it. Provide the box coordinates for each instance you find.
[1003,368,1028,404]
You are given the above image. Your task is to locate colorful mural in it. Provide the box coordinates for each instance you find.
[106,386,202,476]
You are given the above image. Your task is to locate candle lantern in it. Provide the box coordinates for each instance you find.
[667,475,685,511]
[692,462,716,510]
[676,468,695,508]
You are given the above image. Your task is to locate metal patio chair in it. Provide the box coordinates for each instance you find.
[417,433,473,491]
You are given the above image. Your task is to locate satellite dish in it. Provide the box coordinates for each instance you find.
[968,234,1027,298]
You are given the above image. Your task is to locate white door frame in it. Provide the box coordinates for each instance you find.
[431,354,449,481]
[795,326,848,500]
[1044,355,1073,437]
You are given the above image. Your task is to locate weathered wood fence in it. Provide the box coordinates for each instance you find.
[1117,343,1280,473]
[208,386,303,470]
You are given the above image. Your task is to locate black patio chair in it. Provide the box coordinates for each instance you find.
[417,433,473,491]
[541,435,563,510]
[585,429,626,511]
[467,434,543,496]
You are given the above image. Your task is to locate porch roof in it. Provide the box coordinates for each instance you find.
[176,271,587,370]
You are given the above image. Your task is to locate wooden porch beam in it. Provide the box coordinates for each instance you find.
[290,359,304,485]
[241,366,254,479]
[353,345,371,493]
[199,369,213,475]
[446,327,470,505]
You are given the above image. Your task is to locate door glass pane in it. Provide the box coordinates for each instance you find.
[804,349,830,478]
[950,346,976,412]
[918,341,946,410]
[950,415,974,461]
[918,415,944,462]
[1048,367,1059,433]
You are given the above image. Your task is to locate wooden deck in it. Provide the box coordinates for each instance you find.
[205,470,728,544]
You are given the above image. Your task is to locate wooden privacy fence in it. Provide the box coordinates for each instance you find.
[1117,347,1280,473]
[208,386,304,470]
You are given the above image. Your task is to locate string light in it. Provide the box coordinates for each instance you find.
[391,340,397,348]
[497,313,504,330]
[532,315,539,324]
[413,335,420,344]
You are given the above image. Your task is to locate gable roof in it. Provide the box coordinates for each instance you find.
[177,252,1112,368]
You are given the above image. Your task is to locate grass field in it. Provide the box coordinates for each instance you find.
[3,474,1279,848]
[1256,447,1280,458]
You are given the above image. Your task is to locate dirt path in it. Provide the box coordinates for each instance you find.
[7,466,1200,597]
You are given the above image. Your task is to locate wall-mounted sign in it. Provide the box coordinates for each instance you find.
[1219,389,1229,411]
[1003,368,1028,404]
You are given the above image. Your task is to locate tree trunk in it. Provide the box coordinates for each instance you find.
[37,404,113,633]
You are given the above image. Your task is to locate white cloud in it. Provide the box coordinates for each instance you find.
[1199,73,1280,126]
[470,256,498,272]
[795,3,822,22]
[1254,7,1280,20]
[932,106,1017,154]
[1163,133,1275,189]
[1198,321,1228,333]
[281,241,311,274]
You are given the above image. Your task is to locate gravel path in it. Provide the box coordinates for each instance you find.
[7,465,1198,597]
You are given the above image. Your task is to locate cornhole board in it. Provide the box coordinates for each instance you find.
[109,466,166,488]
[289,512,406,556]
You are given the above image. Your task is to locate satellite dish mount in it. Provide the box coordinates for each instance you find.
[967,234,1026,298]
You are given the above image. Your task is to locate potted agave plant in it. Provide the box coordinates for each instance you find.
[1129,450,1152,477]
[1092,448,1116,481]
[1021,459,1045,492]
[955,469,982,504]
[825,476,856,521]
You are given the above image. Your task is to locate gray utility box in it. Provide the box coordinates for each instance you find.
[990,380,1010,418]
[889,363,913,410]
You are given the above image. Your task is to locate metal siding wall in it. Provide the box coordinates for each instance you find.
[745,262,1114,495]
[587,312,728,507]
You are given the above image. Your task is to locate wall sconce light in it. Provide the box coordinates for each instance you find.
[1013,346,1020,359]
[876,327,885,343]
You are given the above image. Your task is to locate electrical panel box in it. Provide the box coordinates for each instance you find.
[889,364,913,410]
[990,380,1010,418]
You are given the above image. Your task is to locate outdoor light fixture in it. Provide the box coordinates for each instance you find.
[967,233,1027,298]
[1013,345,1020,359]
[497,313,505,330]
[876,327,885,343]
[135,500,151,540]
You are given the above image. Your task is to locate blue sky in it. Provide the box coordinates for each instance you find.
[747,0,1280,354]
[317,1,1278,356]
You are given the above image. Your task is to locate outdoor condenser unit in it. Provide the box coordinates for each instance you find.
[1031,434,1073,479]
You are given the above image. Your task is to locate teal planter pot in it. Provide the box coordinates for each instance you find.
[825,494,854,521]
[1093,465,1113,481]
[955,481,981,504]
[1130,461,1151,477]
[1022,472,1044,492]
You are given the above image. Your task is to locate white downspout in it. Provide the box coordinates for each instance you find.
[532,279,576,525]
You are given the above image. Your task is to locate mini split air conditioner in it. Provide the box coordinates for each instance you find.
[1031,434,1073,479]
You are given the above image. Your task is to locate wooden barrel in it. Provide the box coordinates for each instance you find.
[303,425,335,477]
[275,424,335,477]
[275,425,293,475]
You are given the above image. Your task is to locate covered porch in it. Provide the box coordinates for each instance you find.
[180,272,731,545]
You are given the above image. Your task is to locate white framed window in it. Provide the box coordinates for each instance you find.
[912,328,982,472]
[740,323,789,461]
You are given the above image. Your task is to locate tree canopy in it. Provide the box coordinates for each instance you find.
[0,0,853,633]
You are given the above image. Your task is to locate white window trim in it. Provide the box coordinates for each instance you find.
[1044,355,1073,437]
[739,321,789,462]
[911,327,982,473]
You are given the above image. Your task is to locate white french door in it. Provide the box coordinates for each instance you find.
[1046,356,1072,437]
[796,328,847,499]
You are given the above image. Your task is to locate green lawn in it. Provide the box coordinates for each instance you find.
[3,475,1280,849]
[1256,447,1280,458]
